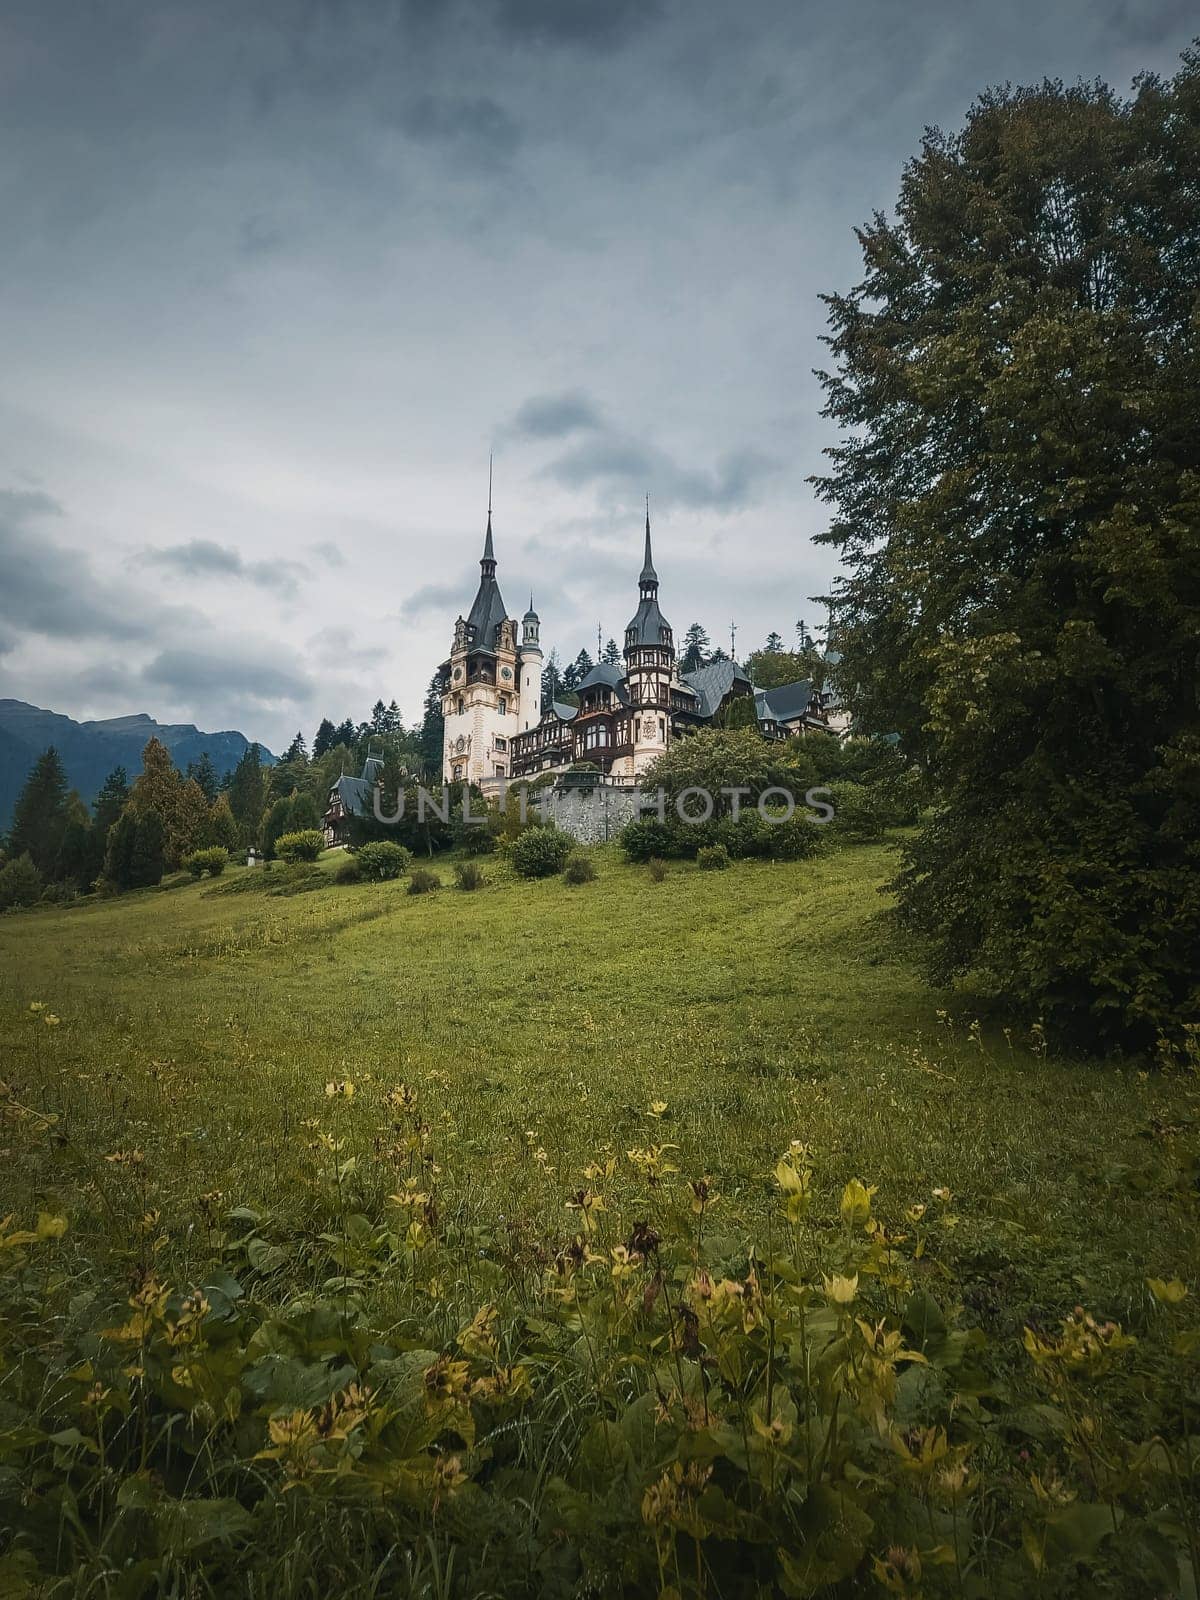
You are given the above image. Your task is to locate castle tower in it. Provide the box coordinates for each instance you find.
[519,598,543,731]
[623,504,675,774]
[441,506,521,788]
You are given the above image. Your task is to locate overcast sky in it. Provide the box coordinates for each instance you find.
[1,0,1194,750]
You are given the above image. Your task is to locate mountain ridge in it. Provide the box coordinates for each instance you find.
[0,699,276,831]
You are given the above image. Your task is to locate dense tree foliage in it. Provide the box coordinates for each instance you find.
[814,56,1200,1047]
[7,747,69,877]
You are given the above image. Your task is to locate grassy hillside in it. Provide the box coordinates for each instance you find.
[0,844,1196,1597]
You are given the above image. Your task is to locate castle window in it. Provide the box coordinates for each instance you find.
[456,696,464,715]
[499,695,509,715]
[495,736,508,751]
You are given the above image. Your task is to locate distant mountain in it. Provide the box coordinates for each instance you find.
[0,700,276,831]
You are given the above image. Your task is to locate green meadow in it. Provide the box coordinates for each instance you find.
[0,843,1196,1597]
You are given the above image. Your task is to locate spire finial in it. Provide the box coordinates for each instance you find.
[481,456,496,566]
[639,494,657,586]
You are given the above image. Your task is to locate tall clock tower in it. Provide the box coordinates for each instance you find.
[623,508,676,774]
[441,512,534,789]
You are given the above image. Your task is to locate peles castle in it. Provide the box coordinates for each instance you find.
[439,507,844,793]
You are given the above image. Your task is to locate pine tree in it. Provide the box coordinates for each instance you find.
[93,767,130,834]
[419,676,445,778]
[185,752,219,801]
[384,699,403,734]
[764,631,785,654]
[562,650,594,691]
[8,747,71,878]
[205,794,241,852]
[281,731,308,764]
[55,794,97,888]
[226,743,266,847]
[128,809,165,888]
[103,810,138,890]
[602,638,621,666]
[334,719,357,749]
[369,700,388,735]
[312,719,338,759]
[541,650,563,706]
[680,624,711,674]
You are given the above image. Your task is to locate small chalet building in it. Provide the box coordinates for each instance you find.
[322,744,384,845]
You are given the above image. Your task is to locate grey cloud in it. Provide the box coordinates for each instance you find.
[399,574,478,620]
[490,0,661,48]
[308,541,347,568]
[0,487,196,645]
[542,436,779,513]
[390,94,522,167]
[141,540,310,599]
[509,390,604,440]
[144,645,313,706]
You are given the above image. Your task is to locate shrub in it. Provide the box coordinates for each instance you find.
[458,822,498,855]
[620,818,678,863]
[183,846,229,878]
[0,854,44,910]
[274,830,325,864]
[333,856,362,884]
[697,843,730,871]
[648,857,667,882]
[510,826,571,879]
[563,853,596,885]
[827,781,890,843]
[354,841,412,881]
[38,880,77,907]
[408,867,441,895]
[764,812,824,860]
[454,860,485,891]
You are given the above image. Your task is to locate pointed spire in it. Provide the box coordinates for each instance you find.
[481,454,496,569]
[640,494,657,585]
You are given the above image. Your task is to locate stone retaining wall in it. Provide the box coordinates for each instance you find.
[534,784,642,846]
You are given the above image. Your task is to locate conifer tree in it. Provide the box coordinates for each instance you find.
[128,809,165,888]
[312,719,338,759]
[102,810,137,890]
[8,747,70,877]
[205,794,241,852]
[185,752,219,800]
[419,676,445,778]
[226,743,266,847]
[680,624,711,673]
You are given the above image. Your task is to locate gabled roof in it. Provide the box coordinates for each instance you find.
[755,679,815,724]
[330,774,373,817]
[576,661,627,696]
[681,658,754,719]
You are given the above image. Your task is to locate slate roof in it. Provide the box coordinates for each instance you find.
[755,679,815,724]
[681,658,754,718]
[331,774,373,817]
[576,662,627,696]
[465,515,509,651]
[550,700,579,723]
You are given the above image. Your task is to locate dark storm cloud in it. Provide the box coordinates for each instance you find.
[144,645,313,706]
[0,487,192,644]
[508,391,604,440]
[140,540,310,599]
